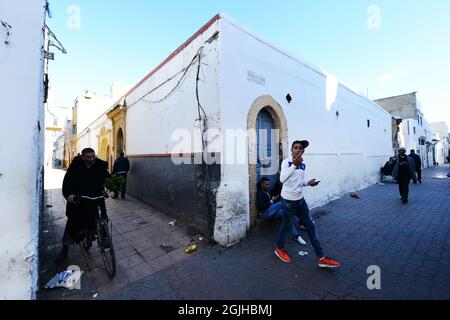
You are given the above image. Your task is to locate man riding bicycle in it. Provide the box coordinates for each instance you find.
[55,148,111,264]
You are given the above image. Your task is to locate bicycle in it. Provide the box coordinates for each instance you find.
[76,195,117,278]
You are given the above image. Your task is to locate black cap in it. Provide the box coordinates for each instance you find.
[292,140,310,149]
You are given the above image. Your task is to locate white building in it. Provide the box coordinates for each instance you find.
[430,122,450,165]
[375,92,435,168]
[0,0,47,299]
[118,14,392,246]
[72,83,130,136]
[72,90,112,139]
[71,84,130,161]
[45,105,69,167]
[53,133,65,168]
[75,110,114,167]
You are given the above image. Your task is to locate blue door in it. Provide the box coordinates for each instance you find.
[256,109,278,191]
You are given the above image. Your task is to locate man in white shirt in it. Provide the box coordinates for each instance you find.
[274,140,341,268]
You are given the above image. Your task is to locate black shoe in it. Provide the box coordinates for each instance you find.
[402,198,408,204]
[419,181,422,184]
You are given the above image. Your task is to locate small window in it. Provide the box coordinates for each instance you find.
[286,94,292,104]
[367,120,370,128]
[414,127,416,135]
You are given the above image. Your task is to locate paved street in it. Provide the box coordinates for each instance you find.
[38,166,450,300]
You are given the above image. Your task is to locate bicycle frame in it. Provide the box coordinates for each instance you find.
[77,195,116,278]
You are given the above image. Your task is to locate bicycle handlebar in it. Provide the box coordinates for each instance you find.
[80,195,105,201]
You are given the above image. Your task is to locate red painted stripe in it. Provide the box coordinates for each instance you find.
[116,14,221,106]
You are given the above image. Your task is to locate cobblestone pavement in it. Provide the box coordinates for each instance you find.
[38,169,203,300]
[38,166,450,300]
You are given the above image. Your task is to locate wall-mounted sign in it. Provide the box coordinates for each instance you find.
[247,70,266,86]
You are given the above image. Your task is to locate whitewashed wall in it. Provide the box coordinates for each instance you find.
[54,134,65,164]
[215,15,393,245]
[75,93,113,135]
[433,136,446,165]
[431,122,450,164]
[76,113,112,156]
[0,0,47,299]
[398,118,434,168]
[125,20,221,156]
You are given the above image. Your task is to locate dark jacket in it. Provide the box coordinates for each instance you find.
[257,187,272,213]
[392,155,416,180]
[63,156,110,199]
[62,156,111,242]
[409,153,422,170]
[382,158,396,175]
[113,156,130,175]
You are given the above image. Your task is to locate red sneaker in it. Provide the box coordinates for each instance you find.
[318,257,341,268]
[275,248,292,263]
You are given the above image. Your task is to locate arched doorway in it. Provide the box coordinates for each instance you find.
[117,128,124,156]
[248,95,288,225]
[256,109,277,189]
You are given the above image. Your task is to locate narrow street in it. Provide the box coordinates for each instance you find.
[39,168,203,300]
[38,166,450,300]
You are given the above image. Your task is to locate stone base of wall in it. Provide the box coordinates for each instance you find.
[127,156,220,240]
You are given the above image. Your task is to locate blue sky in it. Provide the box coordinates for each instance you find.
[47,0,450,127]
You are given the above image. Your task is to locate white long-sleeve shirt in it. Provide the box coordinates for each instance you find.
[280,156,310,201]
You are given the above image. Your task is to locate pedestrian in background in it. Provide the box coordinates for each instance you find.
[112,152,130,199]
[409,149,422,184]
[393,147,416,204]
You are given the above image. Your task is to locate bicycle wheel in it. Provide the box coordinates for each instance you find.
[98,220,116,278]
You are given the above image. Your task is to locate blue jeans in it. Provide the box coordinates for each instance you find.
[277,198,324,258]
[260,202,300,238]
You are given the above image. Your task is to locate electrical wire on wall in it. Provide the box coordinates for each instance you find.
[136,46,205,106]
[195,46,215,240]
[1,19,12,45]
[124,36,218,239]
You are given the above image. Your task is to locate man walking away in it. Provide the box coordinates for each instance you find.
[409,149,422,183]
[393,147,416,204]
[112,152,130,199]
